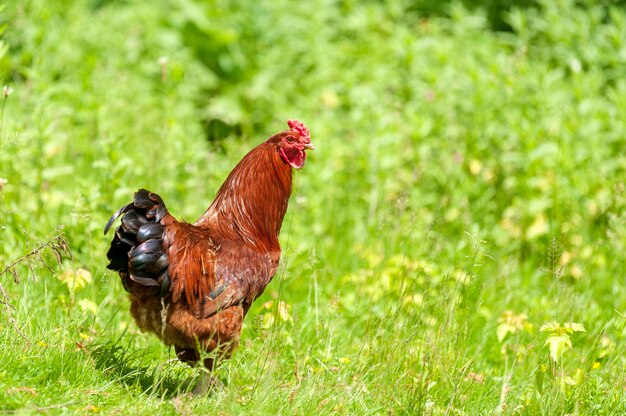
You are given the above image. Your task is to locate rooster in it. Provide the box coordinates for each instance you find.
[104,120,313,393]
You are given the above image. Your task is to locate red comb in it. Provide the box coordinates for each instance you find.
[287,119,310,141]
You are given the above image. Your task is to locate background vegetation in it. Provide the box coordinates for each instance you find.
[1,0,625,413]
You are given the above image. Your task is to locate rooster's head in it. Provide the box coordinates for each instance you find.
[272,119,314,170]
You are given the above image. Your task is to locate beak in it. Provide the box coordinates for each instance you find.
[304,142,315,150]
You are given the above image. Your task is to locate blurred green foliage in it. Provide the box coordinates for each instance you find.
[0,0,625,413]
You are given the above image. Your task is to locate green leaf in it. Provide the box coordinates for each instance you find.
[544,334,572,362]
[539,321,560,333]
[535,367,545,395]
[564,322,586,333]
[58,268,93,293]
[497,323,514,342]
[77,299,98,315]
[560,376,576,386]
[574,368,585,385]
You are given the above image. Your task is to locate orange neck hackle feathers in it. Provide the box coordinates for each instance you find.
[197,120,312,253]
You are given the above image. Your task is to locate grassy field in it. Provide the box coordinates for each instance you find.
[1,0,626,414]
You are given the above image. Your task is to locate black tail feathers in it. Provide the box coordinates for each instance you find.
[105,189,171,296]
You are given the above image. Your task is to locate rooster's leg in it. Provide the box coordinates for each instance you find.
[192,369,223,396]
[175,346,224,395]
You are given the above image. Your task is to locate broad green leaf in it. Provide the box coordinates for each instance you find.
[58,268,93,292]
[564,322,586,333]
[539,321,560,333]
[544,334,572,362]
[574,368,585,385]
[560,376,577,393]
[497,323,514,343]
[77,299,98,315]
[535,367,545,395]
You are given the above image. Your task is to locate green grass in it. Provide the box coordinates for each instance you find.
[1,0,626,414]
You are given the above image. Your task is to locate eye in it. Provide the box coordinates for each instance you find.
[286,136,296,144]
